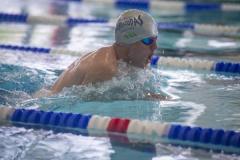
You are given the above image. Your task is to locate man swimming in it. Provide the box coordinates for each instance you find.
[50,9,167,100]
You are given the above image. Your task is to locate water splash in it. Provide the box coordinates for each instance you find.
[53,61,170,101]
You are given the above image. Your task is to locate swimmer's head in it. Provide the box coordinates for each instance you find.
[115,9,158,44]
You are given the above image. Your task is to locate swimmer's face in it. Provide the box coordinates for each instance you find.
[128,37,157,68]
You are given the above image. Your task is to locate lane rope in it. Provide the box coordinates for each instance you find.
[56,0,240,12]
[0,43,239,74]
[0,12,239,37]
[151,55,240,74]
[0,107,239,154]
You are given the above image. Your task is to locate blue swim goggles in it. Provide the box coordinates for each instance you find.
[141,37,157,45]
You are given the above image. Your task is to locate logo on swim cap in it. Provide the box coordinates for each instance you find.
[115,9,158,44]
[116,15,143,29]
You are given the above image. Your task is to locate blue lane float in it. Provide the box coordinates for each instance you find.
[115,0,150,10]
[66,18,108,26]
[10,108,91,129]
[157,22,195,30]
[214,62,240,73]
[0,44,50,54]
[185,3,221,12]
[211,62,240,74]
[0,107,239,154]
[0,12,27,23]
[167,124,240,153]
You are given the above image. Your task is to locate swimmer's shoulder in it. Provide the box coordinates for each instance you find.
[75,46,113,63]
[97,46,117,71]
[86,45,116,65]
[85,46,117,78]
[95,46,115,57]
[71,46,117,76]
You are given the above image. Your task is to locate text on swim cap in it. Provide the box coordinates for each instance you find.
[117,15,143,30]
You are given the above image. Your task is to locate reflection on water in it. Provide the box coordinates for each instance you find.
[0,126,113,160]
[155,143,240,160]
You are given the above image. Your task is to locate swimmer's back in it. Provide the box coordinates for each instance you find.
[51,46,117,93]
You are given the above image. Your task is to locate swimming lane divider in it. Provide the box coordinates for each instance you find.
[0,107,239,154]
[0,43,240,74]
[0,12,239,37]
[0,12,107,26]
[61,0,240,12]
[0,44,80,55]
[151,55,240,74]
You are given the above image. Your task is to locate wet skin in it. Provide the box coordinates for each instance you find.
[51,38,158,94]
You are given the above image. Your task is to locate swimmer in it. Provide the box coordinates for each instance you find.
[48,9,169,100]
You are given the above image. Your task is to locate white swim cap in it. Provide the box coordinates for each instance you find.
[115,9,158,44]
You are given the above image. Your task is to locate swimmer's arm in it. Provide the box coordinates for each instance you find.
[51,59,116,94]
[51,53,95,94]
[32,88,52,98]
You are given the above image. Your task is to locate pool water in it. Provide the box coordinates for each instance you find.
[0,0,240,160]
